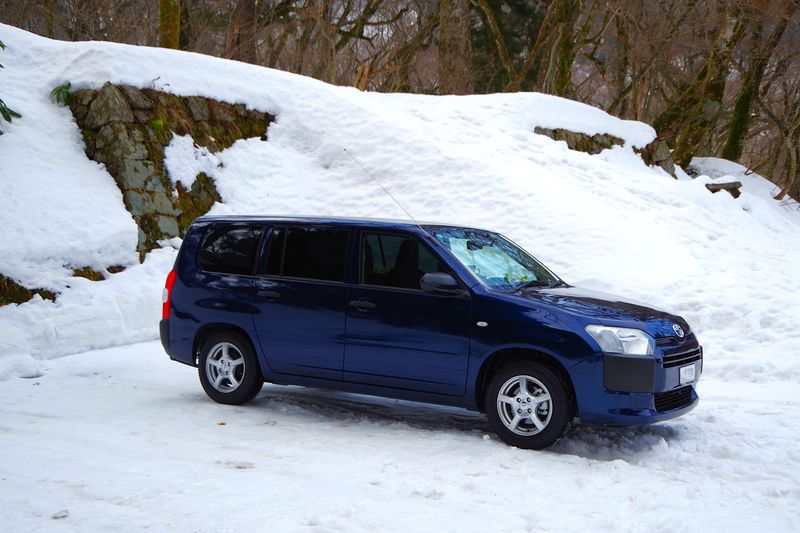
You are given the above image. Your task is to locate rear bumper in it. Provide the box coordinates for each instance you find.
[570,348,702,425]
[159,319,171,355]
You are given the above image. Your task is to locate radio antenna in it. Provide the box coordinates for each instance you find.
[343,148,427,233]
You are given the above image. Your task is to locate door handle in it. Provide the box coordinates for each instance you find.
[349,299,376,311]
[257,290,281,299]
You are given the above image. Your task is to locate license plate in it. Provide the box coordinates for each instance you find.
[679,363,696,385]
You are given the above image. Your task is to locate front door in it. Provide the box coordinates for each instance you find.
[344,231,471,396]
[251,225,350,380]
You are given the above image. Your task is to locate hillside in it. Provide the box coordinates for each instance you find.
[1,24,800,532]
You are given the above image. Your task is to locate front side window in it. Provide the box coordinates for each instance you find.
[362,232,445,290]
[431,228,560,290]
[265,226,348,282]
[198,225,262,275]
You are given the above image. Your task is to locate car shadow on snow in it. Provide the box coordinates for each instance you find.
[252,385,490,433]
[248,385,686,459]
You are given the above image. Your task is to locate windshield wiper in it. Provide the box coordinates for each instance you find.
[513,279,551,291]
[514,279,567,291]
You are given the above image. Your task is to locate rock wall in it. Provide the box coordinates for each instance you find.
[69,82,273,255]
[534,126,676,177]
[534,126,624,155]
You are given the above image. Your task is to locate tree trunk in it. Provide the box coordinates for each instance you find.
[44,0,55,38]
[552,0,581,97]
[226,0,258,64]
[438,0,473,94]
[159,0,181,49]
[721,13,788,162]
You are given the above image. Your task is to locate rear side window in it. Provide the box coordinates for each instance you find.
[265,226,348,282]
[197,225,262,275]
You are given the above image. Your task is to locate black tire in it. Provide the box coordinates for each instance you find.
[485,361,571,449]
[198,331,263,405]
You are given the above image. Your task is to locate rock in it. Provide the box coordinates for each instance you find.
[71,104,88,123]
[51,509,69,520]
[81,130,96,157]
[125,191,155,215]
[137,228,147,250]
[145,175,166,192]
[95,127,147,161]
[85,83,134,130]
[533,126,622,155]
[1,274,56,306]
[185,96,210,122]
[95,122,127,151]
[71,266,104,281]
[118,160,154,189]
[706,181,742,198]
[133,109,155,124]
[157,215,180,237]
[210,101,235,122]
[638,138,677,177]
[153,192,180,215]
[73,90,95,107]
[119,85,153,110]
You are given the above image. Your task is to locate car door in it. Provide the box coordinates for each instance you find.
[343,230,471,396]
[251,225,350,381]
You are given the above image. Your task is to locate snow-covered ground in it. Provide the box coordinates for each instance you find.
[1,24,800,531]
[1,341,798,532]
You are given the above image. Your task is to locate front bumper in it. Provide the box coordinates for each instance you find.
[569,344,703,425]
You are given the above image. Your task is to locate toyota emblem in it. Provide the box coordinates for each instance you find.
[672,323,685,338]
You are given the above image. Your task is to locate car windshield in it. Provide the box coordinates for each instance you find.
[431,228,561,291]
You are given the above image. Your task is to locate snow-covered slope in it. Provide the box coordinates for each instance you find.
[1,22,800,389]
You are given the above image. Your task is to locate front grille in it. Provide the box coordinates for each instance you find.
[654,386,693,412]
[662,346,702,368]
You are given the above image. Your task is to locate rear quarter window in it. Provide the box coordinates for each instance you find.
[197,225,262,275]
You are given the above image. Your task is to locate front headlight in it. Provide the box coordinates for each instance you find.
[585,325,654,356]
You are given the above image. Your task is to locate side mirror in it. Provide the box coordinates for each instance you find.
[420,272,459,293]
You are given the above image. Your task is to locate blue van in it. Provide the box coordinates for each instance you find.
[160,216,702,449]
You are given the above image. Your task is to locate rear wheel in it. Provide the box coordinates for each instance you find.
[198,331,262,405]
[485,361,571,449]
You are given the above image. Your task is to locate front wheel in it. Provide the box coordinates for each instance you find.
[198,331,263,405]
[485,361,571,449]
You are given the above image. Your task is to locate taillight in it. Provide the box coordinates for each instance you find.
[162,270,177,319]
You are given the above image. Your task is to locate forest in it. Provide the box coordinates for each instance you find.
[1,0,798,200]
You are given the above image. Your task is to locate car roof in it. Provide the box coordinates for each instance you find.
[194,215,492,232]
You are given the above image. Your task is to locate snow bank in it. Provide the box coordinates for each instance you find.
[1,24,799,385]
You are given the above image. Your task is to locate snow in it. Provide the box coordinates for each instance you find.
[0,247,176,378]
[1,341,798,532]
[691,156,800,213]
[164,133,221,190]
[1,24,799,531]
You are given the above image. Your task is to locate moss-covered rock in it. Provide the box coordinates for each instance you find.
[0,274,56,306]
[72,267,105,281]
[176,172,221,233]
